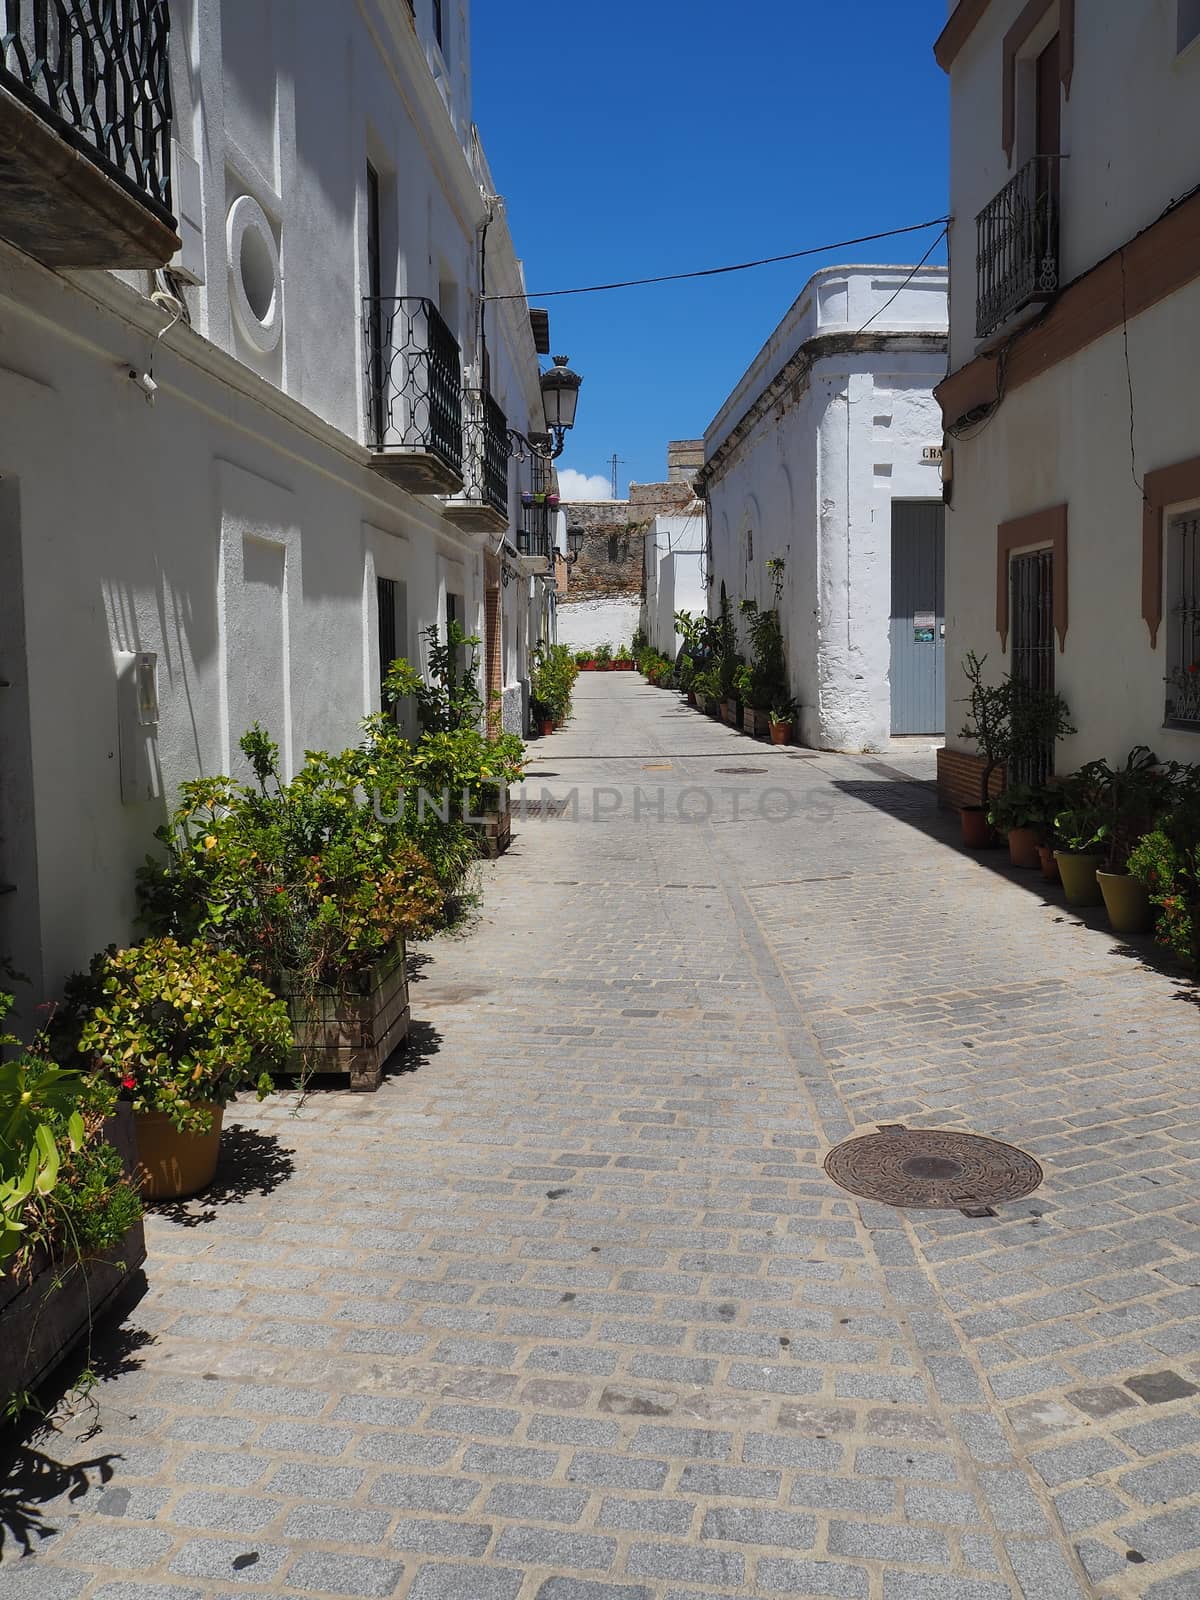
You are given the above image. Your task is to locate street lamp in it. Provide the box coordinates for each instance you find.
[565,523,584,564]
[540,354,582,448]
[507,355,583,464]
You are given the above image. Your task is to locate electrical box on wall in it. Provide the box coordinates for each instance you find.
[115,651,161,804]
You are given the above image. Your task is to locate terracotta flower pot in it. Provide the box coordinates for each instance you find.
[959,806,992,848]
[769,720,793,745]
[1054,850,1104,906]
[1007,826,1041,869]
[1037,844,1060,883]
[539,718,554,736]
[134,1104,224,1200]
[1097,870,1154,935]
[687,690,696,707]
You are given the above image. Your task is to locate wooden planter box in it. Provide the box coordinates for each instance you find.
[475,806,512,859]
[0,1106,145,1406]
[719,699,739,725]
[286,943,411,1092]
[742,706,772,738]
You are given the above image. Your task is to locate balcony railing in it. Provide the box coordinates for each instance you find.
[363,296,464,494]
[0,0,177,265]
[443,387,509,531]
[518,456,551,559]
[975,155,1061,340]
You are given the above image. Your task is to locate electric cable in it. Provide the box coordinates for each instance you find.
[483,217,951,301]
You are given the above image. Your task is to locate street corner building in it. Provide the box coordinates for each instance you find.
[934,0,1200,808]
[0,0,567,1002]
[696,265,949,753]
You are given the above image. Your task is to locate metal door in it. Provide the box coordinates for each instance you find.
[889,501,946,734]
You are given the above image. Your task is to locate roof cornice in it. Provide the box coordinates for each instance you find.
[934,0,991,71]
[700,329,947,491]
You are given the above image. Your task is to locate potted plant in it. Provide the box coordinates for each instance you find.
[1129,774,1200,961]
[1089,746,1164,933]
[692,666,720,715]
[594,642,613,673]
[988,782,1055,869]
[1051,774,1106,907]
[138,727,444,1093]
[57,939,289,1199]
[957,652,1074,849]
[2,994,146,1404]
[615,644,633,671]
[769,698,798,745]
[739,569,791,738]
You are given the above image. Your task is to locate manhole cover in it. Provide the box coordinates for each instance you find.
[715,766,768,775]
[824,1127,1042,1213]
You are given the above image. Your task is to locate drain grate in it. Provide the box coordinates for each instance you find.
[715,766,768,775]
[824,1126,1042,1215]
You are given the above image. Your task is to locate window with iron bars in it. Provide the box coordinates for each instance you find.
[1009,548,1055,785]
[518,457,550,559]
[1165,513,1200,726]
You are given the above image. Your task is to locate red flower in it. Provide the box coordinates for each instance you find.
[121,1074,136,1089]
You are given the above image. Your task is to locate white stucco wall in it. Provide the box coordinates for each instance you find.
[704,267,948,751]
[945,0,1200,370]
[945,273,1200,771]
[0,0,549,1007]
[556,599,641,655]
[642,515,707,658]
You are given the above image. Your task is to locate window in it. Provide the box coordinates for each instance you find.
[1010,548,1055,782]
[1165,513,1200,724]
[377,576,402,707]
[747,529,754,562]
[1180,0,1200,52]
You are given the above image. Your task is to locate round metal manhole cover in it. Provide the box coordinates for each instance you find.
[714,766,768,775]
[824,1127,1042,1212]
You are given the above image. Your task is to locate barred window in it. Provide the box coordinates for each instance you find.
[1165,513,1200,726]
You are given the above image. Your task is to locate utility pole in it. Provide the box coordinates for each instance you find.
[609,453,625,500]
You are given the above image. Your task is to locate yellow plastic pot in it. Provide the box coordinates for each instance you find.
[1096,870,1154,935]
[1054,851,1103,906]
[134,1105,224,1199]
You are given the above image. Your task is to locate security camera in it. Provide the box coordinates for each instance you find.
[128,368,158,400]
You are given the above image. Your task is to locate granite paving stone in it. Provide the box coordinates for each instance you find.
[7,677,1198,1599]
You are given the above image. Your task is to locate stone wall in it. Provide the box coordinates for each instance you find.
[560,469,700,607]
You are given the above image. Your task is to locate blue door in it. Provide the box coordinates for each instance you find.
[889,501,945,735]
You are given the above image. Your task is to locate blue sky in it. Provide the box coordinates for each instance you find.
[472,1,949,497]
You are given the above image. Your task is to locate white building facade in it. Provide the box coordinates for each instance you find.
[700,267,948,751]
[0,0,559,1002]
[641,513,708,660]
[935,0,1200,803]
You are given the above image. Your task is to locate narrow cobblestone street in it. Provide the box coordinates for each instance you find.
[5,674,1199,1600]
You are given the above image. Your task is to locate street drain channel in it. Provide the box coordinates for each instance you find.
[715,766,768,775]
[824,1126,1042,1216]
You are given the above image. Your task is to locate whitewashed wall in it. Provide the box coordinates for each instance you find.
[0,0,548,1006]
[556,599,641,654]
[642,516,707,658]
[946,276,1200,771]
[945,0,1200,370]
[705,267,947,751]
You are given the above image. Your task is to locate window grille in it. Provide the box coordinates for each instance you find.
[1010,548,1055,784]
[1165,514,1200,725]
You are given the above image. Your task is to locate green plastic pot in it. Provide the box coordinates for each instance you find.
[1054,850,1103,906]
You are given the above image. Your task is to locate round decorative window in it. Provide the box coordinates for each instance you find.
[226,194,281,353]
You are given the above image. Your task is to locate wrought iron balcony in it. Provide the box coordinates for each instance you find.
[975,155,1061,340]
[0,0,178,267]
[517,458,552,560]
[444,387,509,533]
[363,296,464,494]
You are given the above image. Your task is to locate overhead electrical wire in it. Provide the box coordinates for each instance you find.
[483,217,952,301]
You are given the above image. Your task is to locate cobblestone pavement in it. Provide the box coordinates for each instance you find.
[4,674,1199,1600]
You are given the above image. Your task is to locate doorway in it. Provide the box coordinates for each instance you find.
[889,501,946,735]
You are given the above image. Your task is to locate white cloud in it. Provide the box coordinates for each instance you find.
[557,468,612,501]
